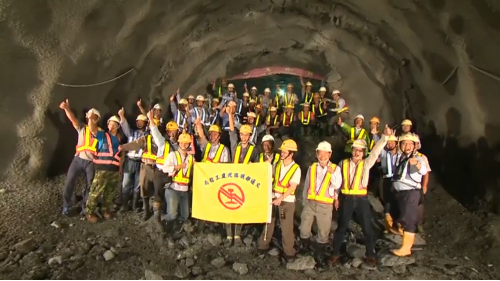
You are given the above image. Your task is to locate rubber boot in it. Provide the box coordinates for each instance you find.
[233,224,243,247]
[314,243,327,268]
[384,213,394,233]
[224,224,233,247]
[298,238,311,255]
[142,198,152,221]
[132,192,139,213]
[118,193,130,215]
[391,232,415,257]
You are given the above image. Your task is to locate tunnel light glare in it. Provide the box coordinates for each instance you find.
[278,89,285,96]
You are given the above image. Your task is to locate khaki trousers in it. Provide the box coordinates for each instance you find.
[258,202,296,257]
[299,200,333,244]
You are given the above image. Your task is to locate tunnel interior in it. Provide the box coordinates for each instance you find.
[1,0,500,277]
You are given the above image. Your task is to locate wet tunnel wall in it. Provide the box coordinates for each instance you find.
[1,0,500,212]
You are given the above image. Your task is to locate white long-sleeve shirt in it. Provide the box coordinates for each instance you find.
[302,161,342,202]
[162,151,194,192]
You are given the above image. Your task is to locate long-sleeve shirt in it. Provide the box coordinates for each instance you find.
[150,125,178,169]
[338,135,388,188]
[219,92,237,108]
[170,103,192,133]
[392,152,428,191]
[162,151,194,192]
[229,130,259,163]
[279,93,299,106]
[190,106,208,125]
[340,122,371,153]
[120,119,148,160]
[197,138,230,163]
[330,98,346,112]
[302,162,342,203]
[234,121,266,145]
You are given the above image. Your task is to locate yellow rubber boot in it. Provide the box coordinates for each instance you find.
[384,214,394,232]
[391,232,415,257]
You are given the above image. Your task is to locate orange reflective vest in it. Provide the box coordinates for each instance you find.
[93,133,121,166]
[233,144,255,164]
[259,152,280,165]
[75,126,97,155]
[172,151,193,185]
[299,111,311,125]
[341,159,367,195]
[273,161,300,194]
[202,143,225,163]
[155,142,171,165]
[281,113,294,127]
[307,163,337,204]
[141,135,157,161]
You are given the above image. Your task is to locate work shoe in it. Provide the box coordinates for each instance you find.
[233,237,243,247]
[224,238,233,248]
[314,245,327,268]
[62,207,70,216]
[280,254,296,264]
[132,192,140,213]
[364,257,377,267]
[86,214,98,223]
[142,199,152,221]
[298,238,311,255]
[103,212,113,220]
[327,255,341,266]
[391,232,415,257]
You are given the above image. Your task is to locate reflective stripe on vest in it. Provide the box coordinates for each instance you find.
[282,113,294,127]
[274,96,280,109]
[259,152,280,165]
[304,92,313,103]
[202,143,225,163]
[267,115,278,126]
[233,144,255,164]
[384,151,394,178]
[141,135,157,161]
[273,161,299,194]
[172,151,193,185]
[75,126,97,154]
[155,142,171,165]
[312,103,324,116]
[348,128,366,144]
[337,100,349,113]
[283,94,294,106]
[341,159,366,195]
[255,114,261,126]
[300,111,311,125]
[307,163,337,204]
[176,111,187,129]
[194,108,206,122]
[94,132,121,166]
[210,110,219,125]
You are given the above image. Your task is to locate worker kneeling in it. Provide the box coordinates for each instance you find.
[390,133,428,257]
[299,141,341,268]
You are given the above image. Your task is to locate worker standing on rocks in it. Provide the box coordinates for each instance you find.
[85,115,123,223]
[329,90,349,135]
[338,115,371,158]
[234,112,266,144]
[377,134,399,232]
[298,103,314,136]
[265,107,280,137]
[413,135,431,234]
[258,139,301,263]
[170,95,191,133]
[311,93,327,136]
[117,108,149,214]
[219,101,239,148]
[300,78,314,104]
[299,141,342,268]
[328,125,393,267]
[237,92,250,122]
[279,104,296,139]
[59,100,99,216]
[390,133,428,257]
[220,83,237,107]
[195,120,230,163]
[226,113,260,247]
[259,135,280,165]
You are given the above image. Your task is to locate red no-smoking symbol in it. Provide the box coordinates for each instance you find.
[218,183,245,210]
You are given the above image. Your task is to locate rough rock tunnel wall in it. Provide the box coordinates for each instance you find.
[1,0,500,211]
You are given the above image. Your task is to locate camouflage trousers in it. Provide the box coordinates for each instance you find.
[85,170,120,215]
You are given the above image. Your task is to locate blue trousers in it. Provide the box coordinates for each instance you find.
[164,188,190,222]
[62,156,94,209]
[122,158,141,196]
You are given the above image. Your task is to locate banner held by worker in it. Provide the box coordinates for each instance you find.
[192,162,272,224]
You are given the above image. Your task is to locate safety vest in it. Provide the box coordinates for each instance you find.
[299,111,311,125]
[155,142,171,165]
[75,126,98,155]
[267,115,279,126]
[255,114,261,126]
[273,161,300,194]
[141,135,157,161]
[259,152,280,165]
[172,151,193,185]
[341,159,367,195]
[304,92,313,103]
[274,95,281,109]
[202,143,225,163]
[337,99,349,113]
[175,110,188,129]
[367,133,379,154]
[94,132,121,167]
[194,107,206,123]
[312,102,325,116]
[281,113,294,127]
[283,93,294,106]
[307,163,337,204]
[209,109,219,125]
[233,144,255,164]
[349,128,366,143]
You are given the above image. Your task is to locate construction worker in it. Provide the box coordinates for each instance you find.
[279,104,296,138]
[261,88,272,114]
[265,107,280,137]
[118,108,149,213]
[311,93,327,136]
[390,133,428,257]
[220,83,237,107]
[220,100,239,149]
[85,115,123,223]
[191,95,208,126]
[59,100,99,216]
[279,83,299,108]
[368,117,382,154]
[300,78,314,104]
[244,83,258,101]
[299,141,342,268]
[254,104,264,126]
[161,132,194,233]
[237,92,250,122]
[328,125,393,267]
[298,103,314,136]
[414,135,431,234]
[318,87,327,100]
[212,77,228,98]
[187,95,195,110]
[338,115,371,158]
[208,98,221,126]
[367,117,382,198]
[399,119,413,136]
[226,114,259,247]
[234,112,266,144]
[329,90,349,133]
[170,96,191,133]
[195,120,230,163]
[258,139,301,262]
[137,99,163,127]
[377,134,399,232]
[259,135,280,165]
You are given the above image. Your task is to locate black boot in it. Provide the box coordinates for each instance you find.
[314,243,328,269]
[118,193,130,215]
[132,192,139,213]
[299,238,311,255]
[142,198,152,221]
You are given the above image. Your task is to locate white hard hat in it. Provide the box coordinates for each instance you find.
[269,106,277,112]
[319,87,326,92]
[196,95,205,101]
[316,141,332,152]
[354,114,364,121]
[306,82,313,86]
[108,115,121,125]
[264,88,271,93]
[332,90,340,94]
[212,98,219,103]
[153,104,162,110]
[87,108,101,119]
[136,114,148,121]
[251,86,257,90]
[262,135,275,143]
[228,83,235,88]
[179,99,188,105]
[188,95,195,99]
[247,112,256,118]
[243,92,250,97]
[352,139,367,149]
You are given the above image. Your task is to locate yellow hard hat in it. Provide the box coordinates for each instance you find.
[285,104,294,109]
[239,124,253,134]
[153,104,162,110]
[166,121,179,131]
[306,82,312,86]
[401,119,412,126]
[280,139,298,151]
[251,86,258,91]
[387,134,398,142]
[179,99,188,105]
[352,139,367,149]
[107,115,121,124]
[370,117,380,124]
[398,133,417,143]
[208,125,222,133]
[136,114,148,122]
[178,133,192,144]
[413,133,421,143]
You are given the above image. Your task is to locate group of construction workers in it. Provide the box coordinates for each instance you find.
[59,77,430,268]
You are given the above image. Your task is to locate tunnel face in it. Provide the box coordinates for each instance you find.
[1,1,500,213]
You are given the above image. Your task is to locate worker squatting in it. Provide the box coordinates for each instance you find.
[59,78,430,268]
